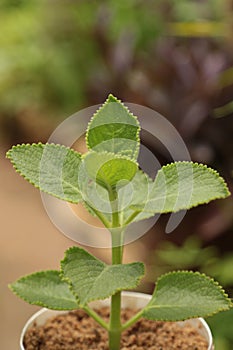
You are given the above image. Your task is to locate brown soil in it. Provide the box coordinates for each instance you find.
[23,307,208,350]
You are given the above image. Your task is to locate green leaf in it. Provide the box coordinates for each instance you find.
[6,143,82,203]
[80,151,138,190]
[207,309,233,341]
[61,247,145,306]
[142,271,232,321]
[132,162,230,214]
[86,94,140,160]
[117,170,153,224]
[79,166,147,221]
[9,271,78,310]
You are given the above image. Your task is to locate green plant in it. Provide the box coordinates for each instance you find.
[7,95,232,350]
[147,235,233,349]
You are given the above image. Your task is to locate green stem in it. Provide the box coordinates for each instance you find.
[83,305,109,331]
[108,188,123,350]
[111,229,124,263]
[109,187,119,227]
[109,291,122,350]
[123,210,140,226]
[91,207,111,228]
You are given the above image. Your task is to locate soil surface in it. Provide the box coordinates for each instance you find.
[23,307,208,350]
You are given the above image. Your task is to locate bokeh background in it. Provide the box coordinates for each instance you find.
[1,1,233,349]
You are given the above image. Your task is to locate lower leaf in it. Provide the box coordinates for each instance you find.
[61,246,145,306]
[142,271,232,321]
[9,270,79,310]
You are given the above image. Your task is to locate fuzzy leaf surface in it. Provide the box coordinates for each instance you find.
[80,151,138,190]
[86,94,140,160]
[10,271,78,310]
[79,169,148,223]
[142,271,232,321]
[6,143,82,203]
[61,247,145,306]
[118,170,153,224]
[132,162,230,214]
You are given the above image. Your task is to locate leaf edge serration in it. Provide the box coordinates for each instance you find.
[132,161,231,214]
[81,150,139,190]
[80,262,145,306]
[6,142,83,204]
[142,270,232,322]
[85,94,141,160]
[82,149,139,163]
[9,270,79,310]
[60,246,105,306]
[60,247,145,306]
[162,161,230,196]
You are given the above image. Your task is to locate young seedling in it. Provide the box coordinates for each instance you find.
[7,95,232,350]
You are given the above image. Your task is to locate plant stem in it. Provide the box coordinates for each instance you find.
[123,210,140,226]
[91,207,111,228]
[109,290,122,350]
[109,188,123,350]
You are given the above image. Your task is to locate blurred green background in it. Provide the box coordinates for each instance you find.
[1,1,233,349]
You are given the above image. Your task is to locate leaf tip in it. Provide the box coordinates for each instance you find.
[107,93,119,103]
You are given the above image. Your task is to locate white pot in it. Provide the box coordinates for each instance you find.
[20,291,214,350]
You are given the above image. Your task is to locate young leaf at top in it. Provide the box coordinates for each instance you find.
[86,94,140,161]
[61,247,145,306]
[6,143,82,203]
[142,271,232,322]
[131,162,230,215]
[80,151,138,190]
[10,271,78,310]
[78,161,146,222]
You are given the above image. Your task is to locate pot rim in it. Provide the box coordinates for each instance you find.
[20,291,213,350]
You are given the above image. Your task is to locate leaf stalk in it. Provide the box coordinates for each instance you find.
[83,305,109,331]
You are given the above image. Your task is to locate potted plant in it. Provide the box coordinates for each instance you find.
[7,95,232,349]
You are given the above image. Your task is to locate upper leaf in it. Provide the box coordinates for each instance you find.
[61,247,145,306]
[86,94,140,161]
[6,143,82,203]
[9,270,78,310]
[79,166,145,221]
[80,151,138,191]
[132,162,230,214]
[142,271,232,321]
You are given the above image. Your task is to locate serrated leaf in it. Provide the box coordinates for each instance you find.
[119,170,152,209]
[78,168,152,223]
[10,271,78,310]
[118,170,153,224]
[6,143,82,203]
[61,247,145,306]
[132,162,230,214]
[80,180,112,216]
[79,167,148,220]
[80,151,138,191]
[86,94,140,160]
[142,271,232,321]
